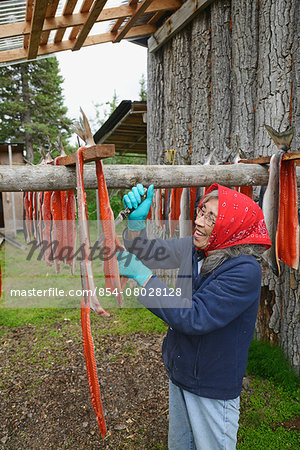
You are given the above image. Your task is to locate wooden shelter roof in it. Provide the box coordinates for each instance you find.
[0,0,184,66]
[94,100,147,157]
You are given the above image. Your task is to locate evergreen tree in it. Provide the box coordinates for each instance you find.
[139,74,147,101]
[0,57,73,163]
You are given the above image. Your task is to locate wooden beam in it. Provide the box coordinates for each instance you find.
[69,0,94,41]
[53,145,115,166]
[72,0,108,51]
[0,0,180,40]
[40,0,60,46]
[110,0,137,33]
[0,25,156,63]
[27,0,49,60]
[239,152,300,166]
[2,163,300,192]
[24,0,34,49]
[54,0,78,43]
[113,0,156,43]
[148,0,216,53]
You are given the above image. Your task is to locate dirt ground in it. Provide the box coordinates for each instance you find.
[1,317,299,449]
[0,318,169,449]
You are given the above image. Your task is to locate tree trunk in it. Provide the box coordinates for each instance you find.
[147,0,300,372]
[20,64,34,163]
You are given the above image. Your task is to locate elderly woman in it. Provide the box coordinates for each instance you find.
[117,183,271,450]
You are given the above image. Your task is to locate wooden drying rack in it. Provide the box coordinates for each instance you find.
[52,144,115,166]
[238,151,300,166]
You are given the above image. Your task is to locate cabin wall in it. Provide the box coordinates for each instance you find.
[147,0,300,372]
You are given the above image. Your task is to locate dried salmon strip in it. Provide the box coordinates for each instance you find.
[277,160,299,270]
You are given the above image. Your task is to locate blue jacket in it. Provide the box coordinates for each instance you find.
[124,229,261,400]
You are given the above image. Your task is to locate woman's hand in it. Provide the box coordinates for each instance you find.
[123,184,154,231]
[117,251,153,286]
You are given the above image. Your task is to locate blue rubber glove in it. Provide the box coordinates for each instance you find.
[123,184,154,231]
[116,251,152,287]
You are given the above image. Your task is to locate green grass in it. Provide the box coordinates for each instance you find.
[247,339,300,392]
[1,240,299,448]
[238,376,299,448]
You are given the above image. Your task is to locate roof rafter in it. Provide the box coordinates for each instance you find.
[109,0,138,33]
[72,0,108,51]
[0,0,185,64]
[113,0,156,43]
[40,0,60,46]
[0,24,156,64]
[54,0,79,43]
[27,0,49,59]
[0,0,180,40]
[69,0,94,41]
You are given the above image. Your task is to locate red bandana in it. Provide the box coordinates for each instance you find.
[199,184,271,252]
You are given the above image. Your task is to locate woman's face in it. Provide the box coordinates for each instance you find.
[193,197,218,249]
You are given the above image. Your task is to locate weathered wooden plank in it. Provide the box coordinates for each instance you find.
[0,0,180,40]
[40,0,60,46]
[53,145,115,166]
[54,0,78,43]
[2,163,300,192]
[72,0,107,51]
[148,0,215,53]
[27,0,49,60]
[0,25,156,63]
[113,0,156,43]
[239,152,300,165]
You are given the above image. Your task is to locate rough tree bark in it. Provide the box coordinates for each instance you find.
[147,0,300,372]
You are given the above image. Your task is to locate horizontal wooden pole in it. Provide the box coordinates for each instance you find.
[2,163,300,192]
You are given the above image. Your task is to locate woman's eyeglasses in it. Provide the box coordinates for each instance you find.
[196,206,217,227]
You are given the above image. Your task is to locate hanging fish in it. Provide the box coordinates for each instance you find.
[179,187,191,238]
[66,190,77,275]
[42,190,53,267]
[165,188,170,234]
[169,187,183,237]
[24,192,32,244]
[41,151,54,267]
[262,125,298,275]
[189,187,198,232]
[154,189,161,228]
[159,189,164,229]
[50,187,63,274]
[277,159,299,270]
[73,108,125,306]
[262,151,283,276]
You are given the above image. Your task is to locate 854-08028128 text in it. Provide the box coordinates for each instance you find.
[98,287,182,297]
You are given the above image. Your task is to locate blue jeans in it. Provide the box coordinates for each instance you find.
[168,380,240,450]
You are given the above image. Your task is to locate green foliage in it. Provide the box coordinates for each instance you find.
[85,188,124,219]
[247,339,299,391]
[139,73,147,101]
[0,57,73,161]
